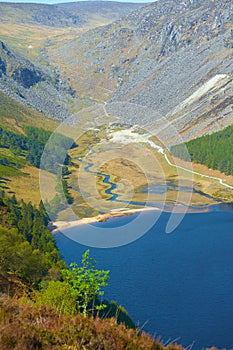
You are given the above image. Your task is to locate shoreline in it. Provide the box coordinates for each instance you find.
[51,203,232,233]
[52,207,159,233]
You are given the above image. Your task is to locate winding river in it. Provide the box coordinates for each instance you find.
[79,157,119,202]
[77,155,220,209]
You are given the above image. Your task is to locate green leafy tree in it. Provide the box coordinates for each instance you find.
[0,225,48,285]
[62,250,109,317]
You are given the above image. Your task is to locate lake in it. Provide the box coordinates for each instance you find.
[55,206,233,349]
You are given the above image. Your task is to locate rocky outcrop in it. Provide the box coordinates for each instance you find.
[11,67,43,89]
[0,58,6,77]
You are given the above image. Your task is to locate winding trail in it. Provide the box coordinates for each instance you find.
[108,128,233,190]
[143,137,233,190]
[163,151,233,190]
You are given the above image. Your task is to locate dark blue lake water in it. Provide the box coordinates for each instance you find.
[55,208,233,349]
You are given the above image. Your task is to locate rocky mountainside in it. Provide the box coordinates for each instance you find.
[51,0,233,143]
[0,1,145,28]
[0,1,147,121]
[0,0,232,142]
[0,41,76,120]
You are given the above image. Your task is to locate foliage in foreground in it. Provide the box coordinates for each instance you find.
[0,295,185,350]
[61,250,109,316]
[35,250,110,318]
[0,192,224,349]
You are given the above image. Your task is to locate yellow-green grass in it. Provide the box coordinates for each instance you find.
[0,147,58,205]
[0,23,85,63]
[0,91,58,134]
[0,164,23,178]
[0,148,26,184]
[0,147,26,166]
[3,166,58,205]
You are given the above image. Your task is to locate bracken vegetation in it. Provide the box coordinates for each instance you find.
[0,295,186,350]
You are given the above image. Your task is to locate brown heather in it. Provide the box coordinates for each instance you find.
[0,295,185,350]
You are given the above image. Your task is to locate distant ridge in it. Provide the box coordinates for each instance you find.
[0,1,146,27]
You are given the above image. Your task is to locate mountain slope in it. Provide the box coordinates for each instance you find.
[49,0,233,142]
[0,2,147,119]
[0,1,146,28]
[0,40,77,120]
[0,90,58,133]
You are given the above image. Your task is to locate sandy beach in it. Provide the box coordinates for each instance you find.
[52,206,159,233]
[51,203,222,233]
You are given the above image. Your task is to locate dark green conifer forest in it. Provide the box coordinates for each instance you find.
[171,125,233,175]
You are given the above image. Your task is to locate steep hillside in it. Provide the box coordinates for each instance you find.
[49,0,233,141]
[0,91,59,203]
[0,2,147,120]
[0,40,77,120]
[0,90,58,133]
[0,296,184,350]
